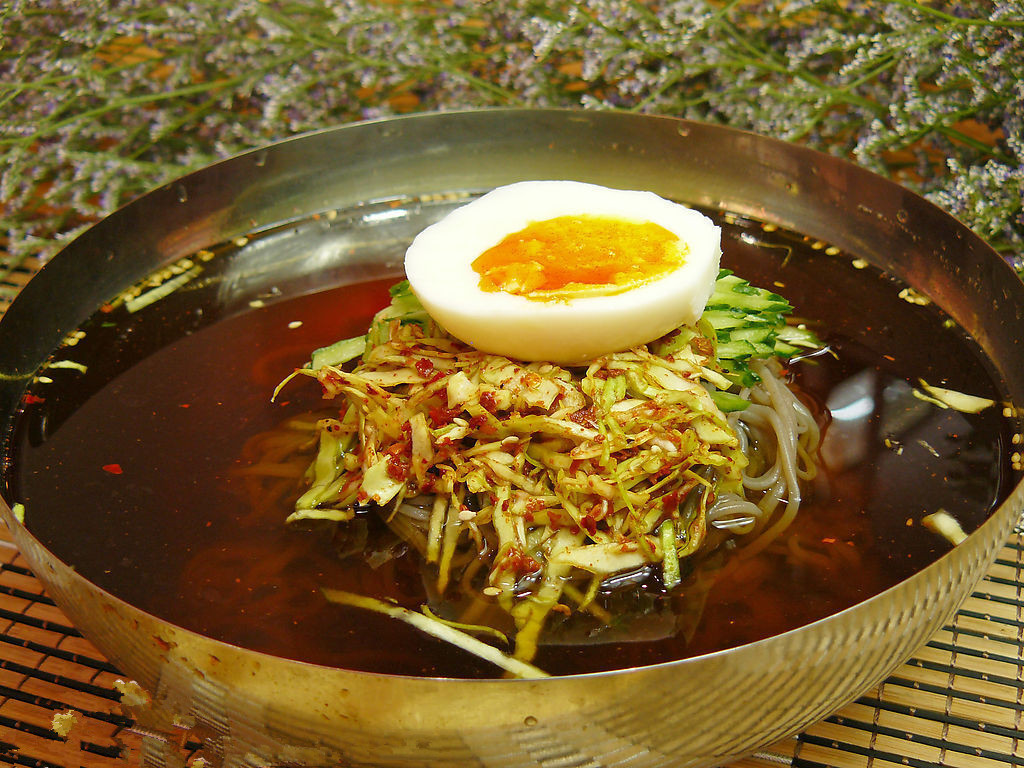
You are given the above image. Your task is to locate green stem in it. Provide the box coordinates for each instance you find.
[252,2,523,104]
[936,124,1011,162]
[0,49,309,150]
[125,96,220,162]
[887,0,1024,28]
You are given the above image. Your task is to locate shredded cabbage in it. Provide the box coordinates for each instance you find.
[280,276,820,670]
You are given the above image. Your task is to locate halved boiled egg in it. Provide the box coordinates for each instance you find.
[404,180,721,365]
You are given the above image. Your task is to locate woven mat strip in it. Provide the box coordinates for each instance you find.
[0,538,143,767]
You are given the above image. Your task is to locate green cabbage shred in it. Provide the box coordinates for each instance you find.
[278,273,820,673]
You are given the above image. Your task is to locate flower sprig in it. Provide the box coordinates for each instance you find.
[2,0,1021,273]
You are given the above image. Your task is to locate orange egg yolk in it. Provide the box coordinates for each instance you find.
[472,215,684,299]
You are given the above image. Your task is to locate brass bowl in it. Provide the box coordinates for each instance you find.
[1,109,1021,767]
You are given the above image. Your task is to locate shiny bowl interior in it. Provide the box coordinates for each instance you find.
[1,109,1023,768]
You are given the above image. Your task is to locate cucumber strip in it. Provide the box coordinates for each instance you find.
[709,390,750,412]
[311,335,367,370]
[776,324,821,349]
[715,339,757,360]
[708,271,792,313]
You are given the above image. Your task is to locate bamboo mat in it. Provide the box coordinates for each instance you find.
[0,265,1022,768]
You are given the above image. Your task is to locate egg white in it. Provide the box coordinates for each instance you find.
[403,180,722,365]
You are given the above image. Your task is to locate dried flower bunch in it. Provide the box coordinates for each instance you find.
[2,0,1022,274]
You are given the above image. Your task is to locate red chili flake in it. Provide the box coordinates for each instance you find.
[386,453,410,481]
[428,405,461,426]
[525,496,545,512]
[414,358,434,378]
[580,515,598,536]
[479,391,498,413]
[319,370,345,394]
[23,394,45,405]
[179,403,191,409]
[499,547,540,577]
[692,336,715,357]
[821,537,837,544]
[433,442,457,463]
[102,463,124,475]
[385,440,411,458]
[468,414,489,431]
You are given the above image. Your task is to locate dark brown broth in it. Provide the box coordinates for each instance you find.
[4,215,1015,678]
